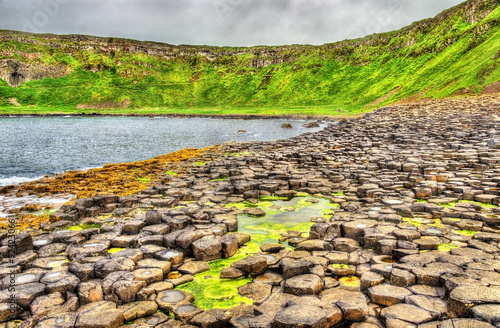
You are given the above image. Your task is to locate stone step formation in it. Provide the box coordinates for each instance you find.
[2,95,500,328]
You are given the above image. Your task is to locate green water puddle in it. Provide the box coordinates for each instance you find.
[176,196,338,309]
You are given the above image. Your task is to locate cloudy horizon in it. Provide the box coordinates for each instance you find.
[0,0,465,47]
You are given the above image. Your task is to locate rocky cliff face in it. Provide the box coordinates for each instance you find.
[0,0,496,88]
[0,59,69,87]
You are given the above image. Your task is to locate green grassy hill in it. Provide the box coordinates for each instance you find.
[0,0,499,115]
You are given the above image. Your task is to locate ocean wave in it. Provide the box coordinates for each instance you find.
[0,176,43,187]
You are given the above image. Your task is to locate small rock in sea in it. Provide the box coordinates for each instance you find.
[237,130,247,133]
[281,123,293,129]
[304,122,320,128]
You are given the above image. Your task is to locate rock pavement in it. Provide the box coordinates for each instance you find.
[1,96,500,327]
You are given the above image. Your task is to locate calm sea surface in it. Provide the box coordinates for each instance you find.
[0,116,325,186]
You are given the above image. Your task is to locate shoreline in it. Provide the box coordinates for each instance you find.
[0,112,347,121]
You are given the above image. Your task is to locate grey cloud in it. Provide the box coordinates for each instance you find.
[0,0,465,46]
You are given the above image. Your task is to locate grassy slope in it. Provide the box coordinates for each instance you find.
[0,0,499,115]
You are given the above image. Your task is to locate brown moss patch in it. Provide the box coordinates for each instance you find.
[17,146,219,199]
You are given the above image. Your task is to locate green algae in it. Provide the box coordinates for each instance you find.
[416,199,429,203]
[243,222,314,243]
[439,200,498,209]
[454,229,478,236]
[402,217,424,227]
[176,241,259,309]
[137,177,150,184]
[210,177,230,181]
[438,243,461,252]
[176,195,338,309]
[165,171,178,176]
[68,223,101,231]
[224,152,251,157]
[330,264,350,269]
[331,192,345,197]
[459,200,498,208]
[338,275,361,288]
[108,247,125,254]
[195,162,206,166]
[259,195,290,201]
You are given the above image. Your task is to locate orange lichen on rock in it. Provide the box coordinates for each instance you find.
[17,146,219,199]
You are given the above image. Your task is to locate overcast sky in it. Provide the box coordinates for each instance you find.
[0,0,465,47]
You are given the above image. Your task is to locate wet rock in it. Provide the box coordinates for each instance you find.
[178,261,210,275]
[231,256,268,276]
[2,232,33,254]
[333,238,359,253]
[156,290,194,311]
[35,312,78,328]
[0,303,22,321]
[69,262,95,282]
[272,305,328,328]
[190,308,231,328]
[2,272,44,289]
[471,304,500,323]
[438,318,495,328]
[78,280,104,305]
[296,240,331,252]
[360,272,385,291]
[172,303,204,322]
[94,257,136,278]
[134,268,164,285]
[220,267,244,279]
[280,258,309,279]
[320,288,368,322]
[191,236,222,261]
[238,283,272,305]
[406,294,446,318]
[220,234,239,258]
[284,274,324,296]
[110,248,143,263]
[260,243,285,253]
[380,303,434,325]
[253,272,284,286]
[40,270,80,294]
[448,285,500,317]
[281,123,293,129]
[243,207,266,217]
[367,284,412,306]
[117,301,158,322]
[75,303,124,328]
[390,268,416,287]
[30,292,66,316]
[137,258,171,275]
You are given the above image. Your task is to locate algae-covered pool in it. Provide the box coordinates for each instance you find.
[176,196,338,309]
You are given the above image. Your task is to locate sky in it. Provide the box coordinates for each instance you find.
[0,0,465,47]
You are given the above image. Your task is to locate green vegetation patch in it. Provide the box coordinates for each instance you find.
[176,241,259,309]
[210,177,230,181]
[438,243,461,252]
[68,223,101,231]
[108,247,125,254]
[1,4,500,115]
[454,229,478,236]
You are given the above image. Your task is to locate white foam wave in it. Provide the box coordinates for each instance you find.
[0,176,43,187]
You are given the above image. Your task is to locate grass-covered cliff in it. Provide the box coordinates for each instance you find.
[0,0,499,115]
